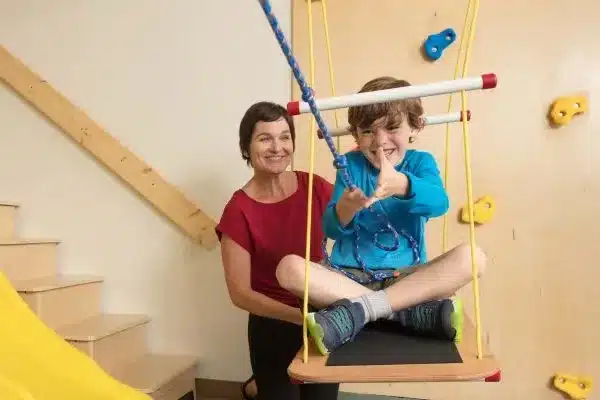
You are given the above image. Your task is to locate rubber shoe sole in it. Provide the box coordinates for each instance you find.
[451,297,464,343]
[306,313,330,356]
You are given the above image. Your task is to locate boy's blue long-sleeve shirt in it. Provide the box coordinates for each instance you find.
[322,149,449,270]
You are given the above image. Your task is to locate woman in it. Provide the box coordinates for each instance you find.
[215,101,339,400]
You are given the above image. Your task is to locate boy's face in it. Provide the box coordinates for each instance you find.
[354,116,415,169]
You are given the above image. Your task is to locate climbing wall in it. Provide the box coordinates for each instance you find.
[290,0,599,399]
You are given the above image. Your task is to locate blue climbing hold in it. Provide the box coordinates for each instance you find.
[423,28,456,61]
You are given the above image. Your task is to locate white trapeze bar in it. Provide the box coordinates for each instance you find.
[288,73,497,116]
[318,111,471,139]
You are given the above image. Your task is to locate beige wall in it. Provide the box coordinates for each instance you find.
[0,0,291,382]
[292,0,599,399]
[3,1,600,398]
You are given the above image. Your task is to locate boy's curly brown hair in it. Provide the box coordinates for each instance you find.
[347,76,425,135]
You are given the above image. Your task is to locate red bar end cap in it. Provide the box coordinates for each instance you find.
[481,73,497,89]
[287,101,300,116]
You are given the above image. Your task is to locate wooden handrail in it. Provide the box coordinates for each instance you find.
[0,45,218,250]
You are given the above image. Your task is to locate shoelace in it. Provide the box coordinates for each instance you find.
[325,305,355,340]
[409,302,440,331]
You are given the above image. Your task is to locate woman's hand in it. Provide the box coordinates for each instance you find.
[365,147,409,207]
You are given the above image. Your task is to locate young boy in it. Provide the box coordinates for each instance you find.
[299,76,488,356]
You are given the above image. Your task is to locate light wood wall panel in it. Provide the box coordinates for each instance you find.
[290,1,599,399]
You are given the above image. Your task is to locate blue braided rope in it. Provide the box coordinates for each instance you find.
[258,0,353,187]
[258,0,420,282]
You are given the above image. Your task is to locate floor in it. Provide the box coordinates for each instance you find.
[198,394,424,400]
[193,378,426,399]
[339,394,424,400]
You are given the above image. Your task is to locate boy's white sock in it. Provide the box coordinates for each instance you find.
[351,291,392,323]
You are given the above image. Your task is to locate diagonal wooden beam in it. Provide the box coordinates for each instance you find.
[0,45,218,250]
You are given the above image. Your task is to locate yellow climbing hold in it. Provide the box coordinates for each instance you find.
[549,95,589,126]
[460,195,495,225]
[553,372,593,400]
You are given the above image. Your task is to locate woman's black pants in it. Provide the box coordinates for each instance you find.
[248,313,340,400]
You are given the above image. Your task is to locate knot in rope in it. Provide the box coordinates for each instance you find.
[301,87,315,103]
[333,154,348,170]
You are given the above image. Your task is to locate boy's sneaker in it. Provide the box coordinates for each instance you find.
[388,298,464,342]
[306,299,366,356]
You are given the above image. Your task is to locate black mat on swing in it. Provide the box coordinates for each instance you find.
[326,321,464,366]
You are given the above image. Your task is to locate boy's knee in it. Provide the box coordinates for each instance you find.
[455,243,487,277]
[275,254,305,289]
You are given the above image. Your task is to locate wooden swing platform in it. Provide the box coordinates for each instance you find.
[288,317,501,383]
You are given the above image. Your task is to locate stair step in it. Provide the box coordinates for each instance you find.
[58,313,151,341]
[13,274,103,292]
[14,274,104,330]
[56,313,151,375]
[0,239,60,281]
[0,238,60,245]
[0,203,19,239]
[112,354,199,400]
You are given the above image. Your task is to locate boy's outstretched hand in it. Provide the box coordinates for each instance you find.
[365,147,409,208]
[335,186,369,226]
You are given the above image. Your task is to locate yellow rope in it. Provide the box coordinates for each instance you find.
[441,0,475,253]
[457,0,483,360]
[302,0,341,364]
[442,0,483,360]
[440,0,482,360]
[320,0,342,143]
[302,0,484,362]
[302,0,317,364]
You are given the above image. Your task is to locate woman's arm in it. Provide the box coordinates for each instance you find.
[220,234,303,325]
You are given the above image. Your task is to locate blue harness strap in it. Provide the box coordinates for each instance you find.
[257,0,420,283]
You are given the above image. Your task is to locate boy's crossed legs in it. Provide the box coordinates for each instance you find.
[276,243,487,355]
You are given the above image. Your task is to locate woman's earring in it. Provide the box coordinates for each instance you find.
[409,136,416,143]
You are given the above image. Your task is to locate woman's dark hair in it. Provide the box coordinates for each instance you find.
[238,101,295,165]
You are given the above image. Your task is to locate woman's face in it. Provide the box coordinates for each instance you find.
[248,117,294,175]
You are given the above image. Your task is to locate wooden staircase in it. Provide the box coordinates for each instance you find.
[0,201,198,399]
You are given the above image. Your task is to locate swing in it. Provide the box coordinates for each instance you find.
[257,0,501,384]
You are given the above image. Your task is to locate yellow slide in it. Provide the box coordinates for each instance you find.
[0,271,150,400]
